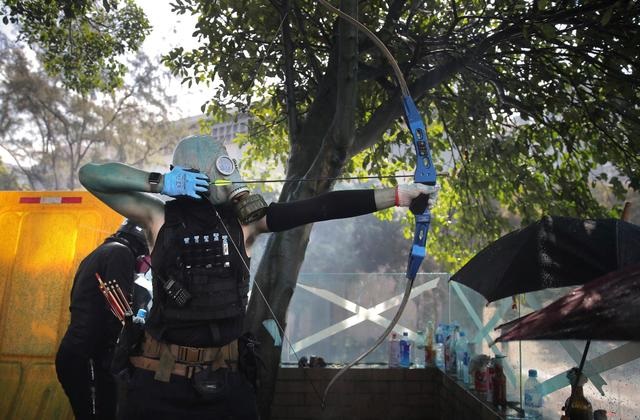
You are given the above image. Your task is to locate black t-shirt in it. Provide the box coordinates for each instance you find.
[60,241,135,357]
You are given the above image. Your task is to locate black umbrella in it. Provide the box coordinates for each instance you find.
[449,215,640,303]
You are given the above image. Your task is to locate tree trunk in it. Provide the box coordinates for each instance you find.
[244,225,312,419]
[244,1,360,418]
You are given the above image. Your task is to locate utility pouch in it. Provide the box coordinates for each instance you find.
[110,316,145,380]
[191,366,229,400]
[238,332,263,390]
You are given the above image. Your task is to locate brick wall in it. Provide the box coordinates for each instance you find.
[271,367,502,420]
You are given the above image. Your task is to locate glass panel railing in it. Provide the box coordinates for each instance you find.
[281,272,640,418]
[282,273,448,365]
[448,283,640,419]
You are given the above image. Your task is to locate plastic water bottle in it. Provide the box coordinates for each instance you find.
[434,323,445,370]
[400,332,411,368]
[465,341,476,387]
[442,324,451,371]
[524,369,543,419]
[133,308,147,324]
[455,332,469,384]
[425,321,435,367]
[446,324,459,375]
[388,332,401,368]
[414,330,426,368]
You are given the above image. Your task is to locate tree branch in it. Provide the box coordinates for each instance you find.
[280,0,299,141]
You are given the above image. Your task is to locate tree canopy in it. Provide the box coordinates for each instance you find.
[0,32,189,190]
[3,2,639,416]
[1,0,150,92]
[165,0,640,270]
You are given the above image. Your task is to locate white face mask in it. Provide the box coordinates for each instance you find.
[171,135,248,205]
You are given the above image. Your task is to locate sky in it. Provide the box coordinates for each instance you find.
[136,0,211,118]
[0,2,210,166]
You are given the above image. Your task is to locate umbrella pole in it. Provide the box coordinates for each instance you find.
[577,339,591,376]
[565,339,591,416]
[518,296,523,416]
[566,203,627,415]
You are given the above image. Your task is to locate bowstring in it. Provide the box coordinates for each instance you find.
[217,0,415,407]
[211,206,325,405]
[241,11,289,112]
[314,0,423,406]
[225,4,327,405]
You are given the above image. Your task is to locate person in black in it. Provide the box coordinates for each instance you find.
[56,220,149,420]
[78,134,437,420]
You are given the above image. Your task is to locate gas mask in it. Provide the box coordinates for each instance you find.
[171,135,267,224]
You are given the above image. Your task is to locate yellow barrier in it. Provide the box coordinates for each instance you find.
[0,191,123,420]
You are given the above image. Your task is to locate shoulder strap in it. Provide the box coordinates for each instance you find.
[164,199,186,227]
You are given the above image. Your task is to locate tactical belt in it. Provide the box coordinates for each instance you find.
[130,333,238,379]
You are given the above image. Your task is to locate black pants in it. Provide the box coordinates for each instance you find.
[55,344,118,420]
[120,368,259,420]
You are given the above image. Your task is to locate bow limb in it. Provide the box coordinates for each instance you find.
[321,276,415,407]
[316,0,410,96]
[316,0,437,407]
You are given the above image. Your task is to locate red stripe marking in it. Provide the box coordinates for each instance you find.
[19,196,82,204]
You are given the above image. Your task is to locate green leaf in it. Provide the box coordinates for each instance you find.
[539,23,556,39]
[601,7,614,26]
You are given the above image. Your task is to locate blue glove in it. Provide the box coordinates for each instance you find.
[161,166,210,199]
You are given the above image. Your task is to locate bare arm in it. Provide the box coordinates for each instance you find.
[79,162,166,247]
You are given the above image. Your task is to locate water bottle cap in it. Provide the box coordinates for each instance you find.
[403,331,408,336]
[459,331,465,337]
[136,308,147,318]
[528,369,537,377]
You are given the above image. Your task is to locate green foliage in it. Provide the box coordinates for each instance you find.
[0,158,18,189]
[165,0,640,272]
[1,0,150,93]
[233,90,290,192]
[0,36,182,190]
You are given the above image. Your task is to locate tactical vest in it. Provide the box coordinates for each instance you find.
[146,199,249,332]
